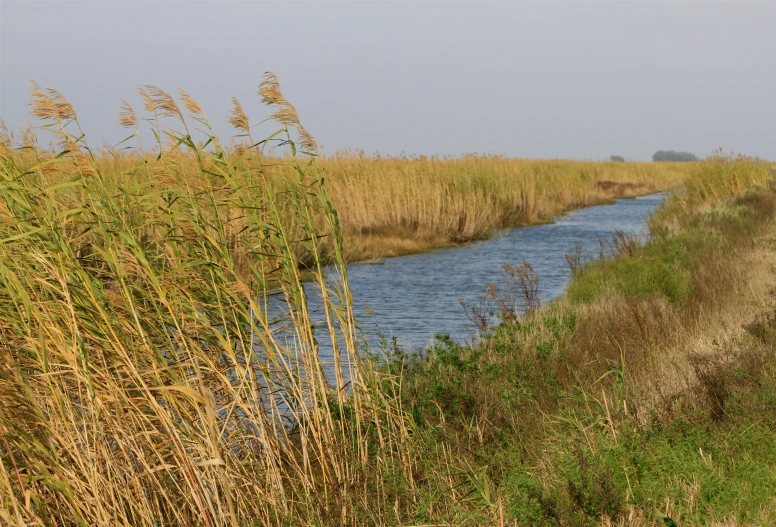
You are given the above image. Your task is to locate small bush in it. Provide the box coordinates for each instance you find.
[689,354,731,421]
[567,252,693,304]
[405,334,481,418]
[505,472,561,526]
[653,150,698,162]
[566,450,625,520]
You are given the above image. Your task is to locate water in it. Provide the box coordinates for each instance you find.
[326,192,668,353]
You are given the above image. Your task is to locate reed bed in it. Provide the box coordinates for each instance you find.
[81,151,690,262]
[317,153,690,259]
[0,76,415,526]
[9,93,693,265]
[660,151,775,212]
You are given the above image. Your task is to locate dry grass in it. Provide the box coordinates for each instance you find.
[6,79,696,266]
[2,150,690,266]
[317,153,689,260]
[0,77,417,527]
[17,148,691,264]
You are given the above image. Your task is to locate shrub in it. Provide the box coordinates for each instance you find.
[653,150,698,162]
[567,250,693,304]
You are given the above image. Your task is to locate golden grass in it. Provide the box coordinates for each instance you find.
[0,77,415,527]
[317,152,690,259]
[75,150,691,262]
[7,80,696,266]
[6,142,692,266]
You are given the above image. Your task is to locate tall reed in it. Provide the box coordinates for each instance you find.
[80,150,690,262]
[650,150,774,230]
[317,152,689,259]
[0,76,414,526]
[672,150,773,209]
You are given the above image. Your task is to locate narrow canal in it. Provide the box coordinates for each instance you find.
[333,192,668,352]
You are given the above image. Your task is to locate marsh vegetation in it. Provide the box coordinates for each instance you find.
[1,79,775,526]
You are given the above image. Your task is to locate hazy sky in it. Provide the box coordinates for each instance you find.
[1,0,774,160]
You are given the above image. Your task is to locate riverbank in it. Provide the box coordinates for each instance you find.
[363,155,776,526]
[319,156,688,262]
[336,191,667,351]
[339,179,662,262]
[82,149,689,264]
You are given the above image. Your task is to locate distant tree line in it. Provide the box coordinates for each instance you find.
[610,155,625,162]
[652,150,698,162]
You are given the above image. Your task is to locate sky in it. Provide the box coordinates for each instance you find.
[1,0,774,161]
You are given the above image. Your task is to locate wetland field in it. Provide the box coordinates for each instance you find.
[1,79,776,526]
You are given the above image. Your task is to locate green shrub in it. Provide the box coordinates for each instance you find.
[567,253,693,304]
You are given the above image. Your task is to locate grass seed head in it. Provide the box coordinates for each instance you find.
[298,127,318,153]
[228,97,250,132]
[136,84,156,113]
[29,80,59,121]
[270,105,300,127]
[258,72,284,106]
[52,92,77,121]
[118,99,137,128]
[137,85,183,121]
[20,123,37,148]
[177,88,206,120]
[29,81,77,122]
[259,71,300,127]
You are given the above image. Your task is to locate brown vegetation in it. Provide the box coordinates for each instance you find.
[321,154,688,260]
[2,122,691,265]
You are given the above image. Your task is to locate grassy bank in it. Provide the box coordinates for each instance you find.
[317,154,688,260]
[1,79,775,527]
[371,154,776,526]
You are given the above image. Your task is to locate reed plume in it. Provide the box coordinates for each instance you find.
[118,99,137,129]
[29,81,76,122]
[259,71,317,153]
[177,88,207,120]
[227,97,250,132]
[136,84,183,121]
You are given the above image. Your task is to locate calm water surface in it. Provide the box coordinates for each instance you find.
[320,192,668,353]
